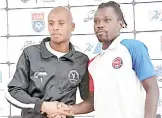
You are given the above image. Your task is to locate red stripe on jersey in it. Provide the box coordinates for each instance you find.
[88,57,96,92]
[89,72,94,91]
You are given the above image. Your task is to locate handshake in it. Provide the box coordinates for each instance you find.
[41,101,74,118]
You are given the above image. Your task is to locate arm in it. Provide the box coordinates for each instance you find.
[72,64,94,114]
[6,50,43,113]
[6,50,72,116]
[131,42,159,118]
[72,91,94,115]
[142,76,159,118]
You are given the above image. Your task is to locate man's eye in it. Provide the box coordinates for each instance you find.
[59,23,64,25]
[105,19,111,22]
[49,23,53,26]
[94,20,99,23]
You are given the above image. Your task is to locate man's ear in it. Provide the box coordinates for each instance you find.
[71,23,75,31]
[119,20,125,29]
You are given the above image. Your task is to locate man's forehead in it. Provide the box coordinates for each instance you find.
[48,7,73,22]
[49,11,68,17]
[49,13,68,18]
[95,7,116,17]
[48,13,69,21]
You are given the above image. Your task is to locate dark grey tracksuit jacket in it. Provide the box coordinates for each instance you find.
[6,37,89,118]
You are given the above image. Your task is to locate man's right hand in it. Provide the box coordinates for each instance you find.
[41,101,58,116]
[41,101,73,117]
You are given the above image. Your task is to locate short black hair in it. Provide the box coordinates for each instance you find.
[98,1,127,28]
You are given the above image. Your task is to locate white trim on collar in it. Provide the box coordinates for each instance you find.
[108,36,122,50]
[99,36,122,56]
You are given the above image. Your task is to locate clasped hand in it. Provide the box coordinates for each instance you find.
[41,101,74,118]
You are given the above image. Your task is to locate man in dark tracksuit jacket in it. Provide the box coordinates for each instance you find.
[6,7,90,118]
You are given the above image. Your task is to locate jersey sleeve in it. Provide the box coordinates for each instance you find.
[121,39,156,81]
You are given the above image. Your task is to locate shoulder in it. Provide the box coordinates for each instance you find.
[23,44,41,56]
[120,39,148,53]
[74,51,89,63]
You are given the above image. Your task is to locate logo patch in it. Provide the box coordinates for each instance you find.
[32,13,45,32]
[112,57,123,69]
[68,70,80,84]
[34,71,47,82]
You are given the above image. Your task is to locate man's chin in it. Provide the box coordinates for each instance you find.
[97,37,107,42]
[51,38,63,44]
[98,39,103,42]
[97,35,107,41]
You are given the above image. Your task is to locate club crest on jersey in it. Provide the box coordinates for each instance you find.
[68,70,80,84]
[112,57,123,69]
[32,13,45,32]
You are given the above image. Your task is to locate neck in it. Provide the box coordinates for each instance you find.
[49,41,69,53]
[102,35,119,50]
[102,41,113,50]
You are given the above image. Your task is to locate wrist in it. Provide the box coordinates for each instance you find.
[34,99,44,113]
[69,105,75,115]
[144,114,155,118]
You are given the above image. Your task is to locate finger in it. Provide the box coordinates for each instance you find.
[47,115,53,118]
[59,109,74,116]
[59,102,68,107]
[68,105,75,111]
[61,105,74,114]
[47,114,55,118]
[47,114,50,118]
[57,102,62,109]
[61,115,66,118]
[56,115,61,118]
[59,106,71,111]
[58,103,74,112]
[60,104,74,111]
[59,115,62,118]
[47,115,50,118]
[47,114,57,118]
[58,102,69,110]
[53,116,60,118]
[48,116,53,118]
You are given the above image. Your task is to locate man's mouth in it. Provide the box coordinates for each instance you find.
[97,31,107,35]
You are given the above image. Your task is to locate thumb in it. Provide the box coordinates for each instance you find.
[58,109,74,116]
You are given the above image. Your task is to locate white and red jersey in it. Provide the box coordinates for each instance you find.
[88,38,156,118]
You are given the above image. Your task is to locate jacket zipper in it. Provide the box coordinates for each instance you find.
[56,57,60,91]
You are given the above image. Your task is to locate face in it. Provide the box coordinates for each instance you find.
[94,7,123,43]
[48,11,75,44]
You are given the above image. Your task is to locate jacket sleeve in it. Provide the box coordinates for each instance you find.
[79,57,89,100]
[6,50,43,113]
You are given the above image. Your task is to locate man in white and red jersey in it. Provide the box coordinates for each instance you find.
[87,1,159,118]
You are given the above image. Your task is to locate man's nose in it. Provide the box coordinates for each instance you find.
[52,24,59,30]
